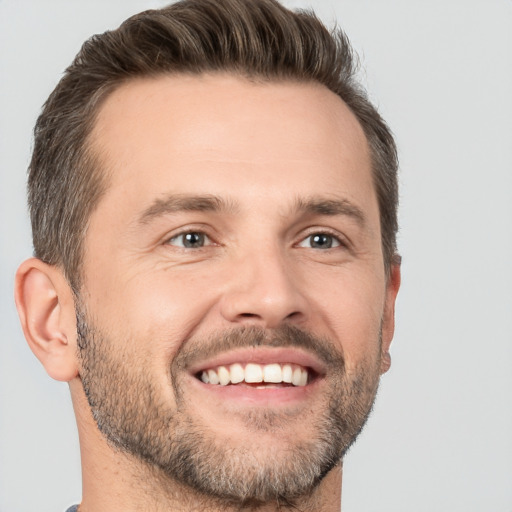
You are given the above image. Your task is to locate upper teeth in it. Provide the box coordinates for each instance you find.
[200,363,308,387]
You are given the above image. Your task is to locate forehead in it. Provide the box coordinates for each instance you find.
[88,74,375,222]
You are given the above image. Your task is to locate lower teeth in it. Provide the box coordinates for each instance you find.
[238,382,293,388]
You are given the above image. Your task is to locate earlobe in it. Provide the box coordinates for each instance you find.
[15,258,79,382]
[380,258,401,374]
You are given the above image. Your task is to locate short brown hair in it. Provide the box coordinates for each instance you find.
[28,0,399,291]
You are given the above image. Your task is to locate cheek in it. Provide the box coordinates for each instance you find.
[83,259,221,369]
[306,266,386,368]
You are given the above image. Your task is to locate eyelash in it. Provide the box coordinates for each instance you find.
[296,230,347,250]
[165,228,347,251]
[166,230,215,249]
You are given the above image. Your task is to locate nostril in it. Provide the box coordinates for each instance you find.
[235,311,302,325]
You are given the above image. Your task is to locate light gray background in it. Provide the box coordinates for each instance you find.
[1,1,511,511]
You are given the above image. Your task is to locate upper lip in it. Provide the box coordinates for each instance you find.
[187,346,327,377]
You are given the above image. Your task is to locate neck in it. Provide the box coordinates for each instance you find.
[80,461,342,512]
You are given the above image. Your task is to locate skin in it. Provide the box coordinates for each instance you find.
[15,74,400,512]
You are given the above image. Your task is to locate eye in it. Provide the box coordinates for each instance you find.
[298,233,341,249]
[167,231,211,249]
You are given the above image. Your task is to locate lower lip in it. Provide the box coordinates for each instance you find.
[187,374,321,405]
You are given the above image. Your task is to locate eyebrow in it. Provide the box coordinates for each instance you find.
[137,193,366,228]
[293,197,366,226]
[138,194,238,224]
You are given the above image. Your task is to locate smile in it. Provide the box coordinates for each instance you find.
[199,363,310,387]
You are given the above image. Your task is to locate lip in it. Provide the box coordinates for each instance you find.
[187,346,327,376]
[184,347,326,406]
[186,370,322,405]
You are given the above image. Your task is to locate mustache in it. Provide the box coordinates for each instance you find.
[172,324,345,371]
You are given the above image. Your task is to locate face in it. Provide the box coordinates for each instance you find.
[77,74,398,504]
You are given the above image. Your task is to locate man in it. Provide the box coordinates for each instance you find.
[15,0,400,510]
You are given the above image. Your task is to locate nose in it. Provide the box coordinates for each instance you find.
[219,244,308,328]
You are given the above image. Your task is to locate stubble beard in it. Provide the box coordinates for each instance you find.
[76,303,382,507]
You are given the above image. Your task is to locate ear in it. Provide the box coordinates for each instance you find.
[15,258,79,381]
[380,257,401,374]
